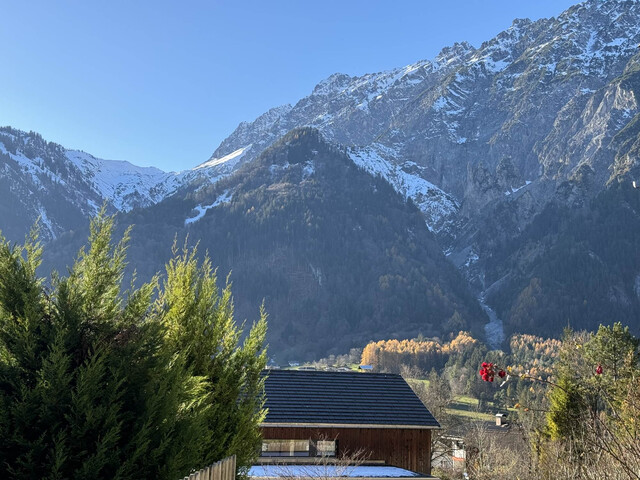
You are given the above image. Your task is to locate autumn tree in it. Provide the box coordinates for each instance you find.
[361,332,478,373]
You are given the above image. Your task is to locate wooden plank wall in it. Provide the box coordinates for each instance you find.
[181,454,236,480]
[261,427,431,474]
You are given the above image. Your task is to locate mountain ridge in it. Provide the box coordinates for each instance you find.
[6,0,640,242]
[0,126,253,241]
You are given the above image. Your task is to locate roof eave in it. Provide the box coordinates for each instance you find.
[261,422,441,430]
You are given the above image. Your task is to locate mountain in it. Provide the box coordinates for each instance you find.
[206,0,640,238]
[5,0,640,350]
[42,129,486,360]
[0,126,247,242]
[197,0,640,338]
[6,0,638,244]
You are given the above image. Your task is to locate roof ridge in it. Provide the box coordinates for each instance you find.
[261,368,440,429]
[263,369,402,377]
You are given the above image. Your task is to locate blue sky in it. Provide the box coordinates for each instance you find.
[1,0,578,171]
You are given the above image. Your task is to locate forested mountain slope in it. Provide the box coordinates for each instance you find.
[43,129,486,360]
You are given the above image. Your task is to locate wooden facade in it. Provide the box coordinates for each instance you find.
[259,370,440,476]
[261,426,432,475]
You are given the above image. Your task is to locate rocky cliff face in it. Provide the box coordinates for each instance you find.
[204,0,639,271]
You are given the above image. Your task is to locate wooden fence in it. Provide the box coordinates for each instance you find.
[182,454,236,480]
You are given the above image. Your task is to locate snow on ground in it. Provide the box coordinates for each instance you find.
[504,180,532,196]
[184,190,233,226]
[249,465,421,478]
[194,145,252,170]
[348,144,459,233]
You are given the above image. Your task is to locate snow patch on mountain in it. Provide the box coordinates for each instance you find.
[195,145,252,170]
[302,161,315,179]
[464,249,480,268]
[504,180,532,196]
[184,189,233,226]
[1,142,65,190]
[66,150,180,212]
[37,207,56,239]
[348,144,459,234]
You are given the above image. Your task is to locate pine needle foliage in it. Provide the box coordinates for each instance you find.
[0,212,267,479]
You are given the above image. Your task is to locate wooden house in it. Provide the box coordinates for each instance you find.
[257,369,440,476]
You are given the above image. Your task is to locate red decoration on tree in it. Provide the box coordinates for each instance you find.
[595,364,603,375]
[479,362,496,382]
[478,363,507,382]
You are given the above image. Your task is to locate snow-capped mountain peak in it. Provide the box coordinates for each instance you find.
[0,126,250,240]
[65,150,177,212]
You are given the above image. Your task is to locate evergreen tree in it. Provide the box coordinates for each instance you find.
[583,322,639,384]
[545,329,590,443]
[157,241,267,469]
[546,375,586,442]
[0,213,267,479]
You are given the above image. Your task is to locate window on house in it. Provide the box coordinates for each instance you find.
[315,440,336,457]
[261,439,310,457]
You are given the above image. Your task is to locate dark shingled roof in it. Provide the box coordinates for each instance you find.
[262,369,440,428]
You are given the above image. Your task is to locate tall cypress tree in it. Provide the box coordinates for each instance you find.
[157,241,267,470]
[0,213,267,479]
